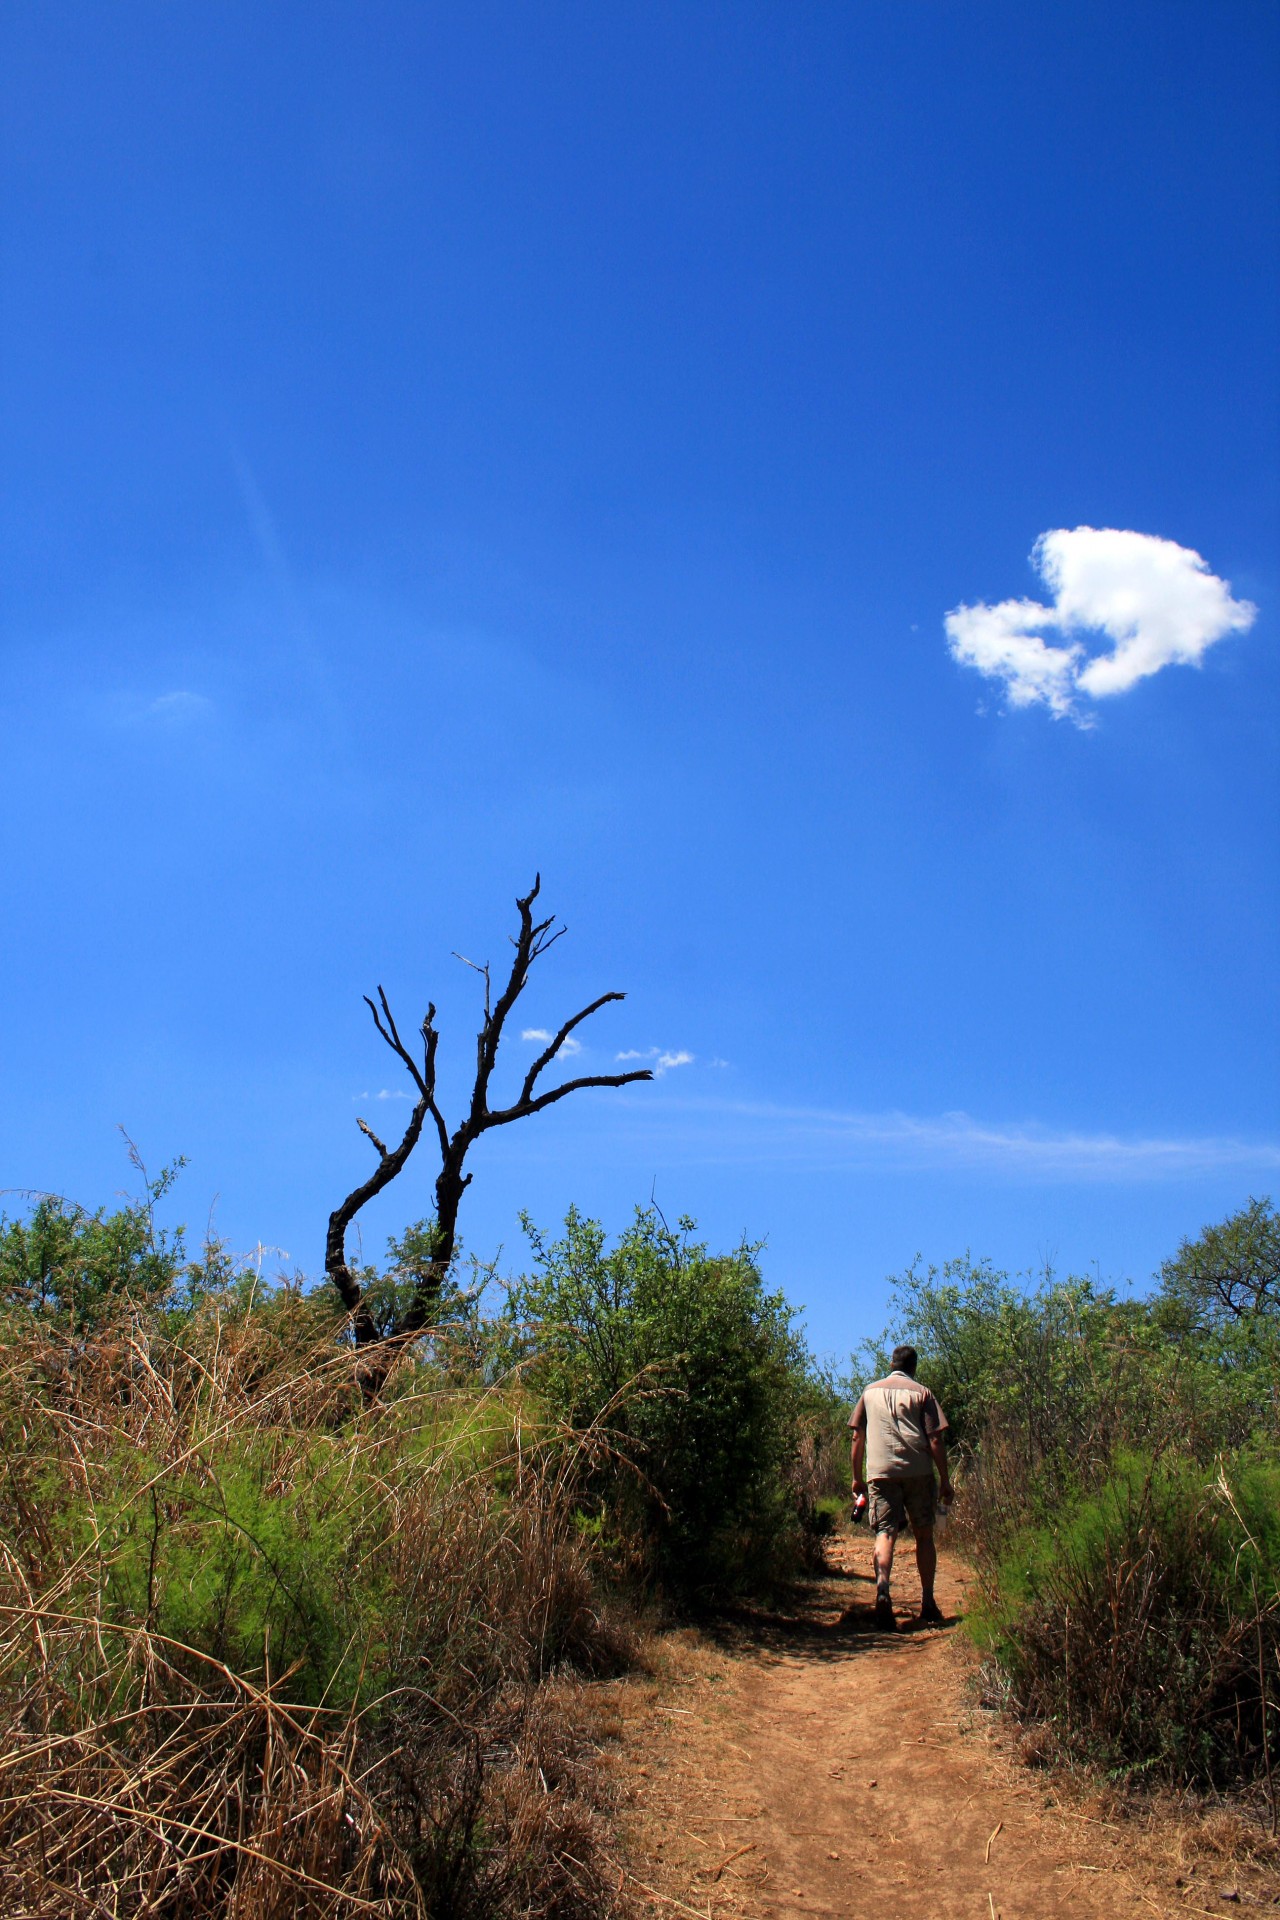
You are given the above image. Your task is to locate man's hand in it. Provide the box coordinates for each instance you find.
[940,1479,955,1503]
[852,1478,867,1498]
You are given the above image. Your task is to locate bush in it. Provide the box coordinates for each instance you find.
[0,1149,262,1336]
[975,1453,1280,1789]
[505,1207,836,1600]
[0,1178,185,1330]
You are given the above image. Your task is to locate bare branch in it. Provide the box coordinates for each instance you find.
[325,1090,431,1337]
[452,951,492,1018]
[486,1066,654,1130]
[512,876,561,959]
[465,877,558,1130]
[376,986,411,1056]
[518,991,627,1105]
[528,921,567,961]
[356,1117,388,1159]
[414,1006,449,1158]
[420,1062,448,1164]
[364,989,428,1098]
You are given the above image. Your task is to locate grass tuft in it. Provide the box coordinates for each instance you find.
[0,1297,636,1917]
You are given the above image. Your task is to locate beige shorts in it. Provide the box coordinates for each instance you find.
[868,1474,936,1538]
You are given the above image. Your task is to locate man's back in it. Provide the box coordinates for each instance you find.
[850,1369,947,1480]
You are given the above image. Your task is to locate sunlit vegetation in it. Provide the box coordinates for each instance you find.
[0,1180,837,1916]
[867,1200,1280,1802]
[4,1161,1275,1913]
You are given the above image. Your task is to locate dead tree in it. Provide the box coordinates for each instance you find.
[326,877,653,1389]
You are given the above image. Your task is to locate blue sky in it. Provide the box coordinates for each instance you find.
[2,2,1277,1357]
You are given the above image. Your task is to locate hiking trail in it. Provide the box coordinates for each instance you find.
[606,1527,1275,1920]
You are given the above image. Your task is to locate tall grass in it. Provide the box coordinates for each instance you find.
[0,1294,635,1918]
[971,1453,1280,1794]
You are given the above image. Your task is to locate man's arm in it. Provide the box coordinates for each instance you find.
[851,1427,867,1495]
[928,1431,954,1501]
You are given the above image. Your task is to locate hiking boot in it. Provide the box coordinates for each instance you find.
[873,1591,896,1631]
[918,1596,944,1625]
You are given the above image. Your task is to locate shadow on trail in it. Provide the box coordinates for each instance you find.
[706,1559,961,1667]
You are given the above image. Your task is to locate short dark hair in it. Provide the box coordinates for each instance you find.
[890,1344,918,1375]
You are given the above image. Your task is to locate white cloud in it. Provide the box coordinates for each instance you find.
[946,528,1256,720]
[944,597,1082,717]
[145,690,214,721]
[617,1046,695,1076]
[521,1028,581,1059]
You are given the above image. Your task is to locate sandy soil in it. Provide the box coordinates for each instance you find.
[604,1528,1280,1920]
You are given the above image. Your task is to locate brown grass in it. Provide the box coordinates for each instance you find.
[0,1297,638,1918]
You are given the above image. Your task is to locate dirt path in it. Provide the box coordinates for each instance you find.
[610,1528,1277,1920]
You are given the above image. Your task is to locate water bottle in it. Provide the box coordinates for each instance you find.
[852,1492,868,1525]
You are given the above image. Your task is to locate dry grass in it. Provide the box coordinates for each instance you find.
[975,1457,1280,1799]
[1024,1771,1280,1911]
[0,1297,638,1918]
[946,1626,1280,1913]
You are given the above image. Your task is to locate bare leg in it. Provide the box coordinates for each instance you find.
[873,1530,896,1594]
[914,1526,937,1605]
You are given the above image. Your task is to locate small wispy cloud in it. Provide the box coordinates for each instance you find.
[616,1046,695,1077]
[144,690,214,722]
[624,1097,1280,1182]
[521,1028,582,1058]
[353,1089,412,1102]
[946,528,1256,722]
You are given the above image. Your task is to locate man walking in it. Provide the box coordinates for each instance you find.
[850,1344,953,1629]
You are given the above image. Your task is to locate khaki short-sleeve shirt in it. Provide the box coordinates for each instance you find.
[849,1371,948,1480]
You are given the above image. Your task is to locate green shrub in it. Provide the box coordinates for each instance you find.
[77,1442,361,1704]
[975,1452,1280,1788]
[0,1154,260,1335]
[859,1253,1142,1456]
[505,1206,824,1600]
[868,1242,1280,1546]
[0,1183,185,1329]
